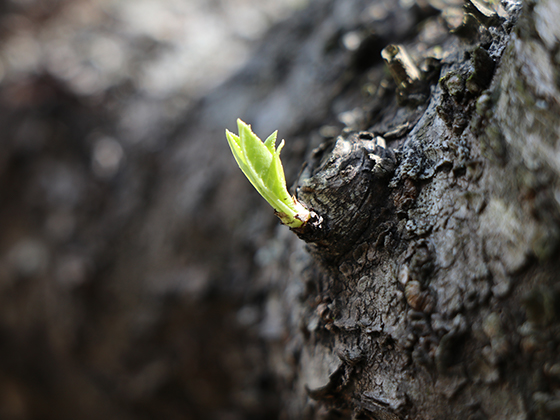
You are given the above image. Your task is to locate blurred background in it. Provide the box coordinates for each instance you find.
[0,0,312,419]
[0,0,308,149]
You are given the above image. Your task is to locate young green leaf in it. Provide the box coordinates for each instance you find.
[225,119,310,228]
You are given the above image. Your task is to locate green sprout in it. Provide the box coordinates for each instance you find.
[225,119,311,228]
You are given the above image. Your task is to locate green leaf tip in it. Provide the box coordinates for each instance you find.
[225,118,311,228]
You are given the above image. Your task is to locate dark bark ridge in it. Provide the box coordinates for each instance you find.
[272,1,560,419]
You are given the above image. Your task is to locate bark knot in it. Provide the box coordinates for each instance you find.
[293,131,397,263]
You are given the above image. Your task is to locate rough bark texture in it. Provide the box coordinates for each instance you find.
[1,0,560,419]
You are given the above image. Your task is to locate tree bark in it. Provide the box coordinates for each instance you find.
[0,0,559,419]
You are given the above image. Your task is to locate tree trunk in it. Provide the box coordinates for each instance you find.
[0,0,559,419]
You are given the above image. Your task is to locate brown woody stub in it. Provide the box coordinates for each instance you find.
[292,131,397,263]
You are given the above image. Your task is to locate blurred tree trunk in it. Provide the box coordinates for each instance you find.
[1,1,560,420]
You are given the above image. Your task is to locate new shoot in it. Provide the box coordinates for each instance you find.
[225,119,311,228]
